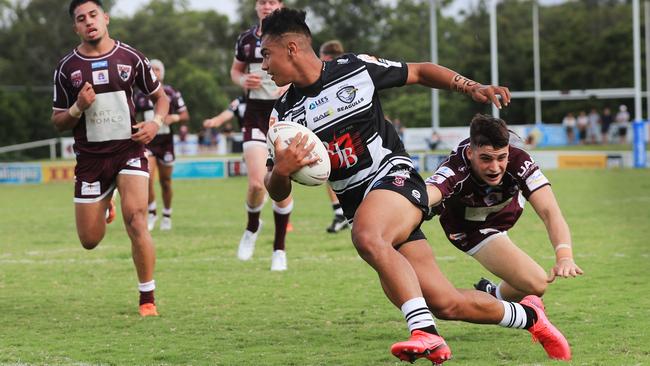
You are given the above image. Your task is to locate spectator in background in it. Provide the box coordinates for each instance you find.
[587,109,600,144]
[561,112,576,144]
[427,129,441,150]
[600,107,613,145]
[615,104,630,144]
[576,111,588,145]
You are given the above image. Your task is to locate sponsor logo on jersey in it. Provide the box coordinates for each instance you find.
[517,159,535,178]
[337,58,350,64]
[117,64,132,82]
[243,44,251,57]
[71,70,83,88]
[336,85,357,104]
[435,166,455,178]
[411,189,421,202]
[429,175,445,184]
[81,181,101,196]
[479,228,501,235]
[449,232,467,241]
[91,60,108,70]
[126,158,141,168]
[308,96,329,110]
[92,69,109,85]
[337,97,365,113]
[483,192,503,206]
[313,108,335,123]
[328,132,361,169]
[393,176,405,187]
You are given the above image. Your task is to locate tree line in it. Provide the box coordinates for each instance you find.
[0,0,639,160]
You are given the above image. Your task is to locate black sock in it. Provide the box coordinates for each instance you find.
[414,325,439,336]
[521,304,538,329]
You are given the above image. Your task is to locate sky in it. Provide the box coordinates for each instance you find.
[111,0,570,21]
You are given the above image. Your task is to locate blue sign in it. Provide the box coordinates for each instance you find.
[172,161,225,179]
[524,124,568,147]
[0,164,42,184]
[632,120,647,168]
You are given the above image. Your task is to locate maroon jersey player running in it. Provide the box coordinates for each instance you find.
[51,0,169,317]
[426,114,583,302]
[134,59,190,232]
[230,0,292,271]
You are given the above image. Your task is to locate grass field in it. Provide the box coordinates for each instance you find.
[1,169,649,365]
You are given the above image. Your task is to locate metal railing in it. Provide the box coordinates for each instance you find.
[0,138,59,160]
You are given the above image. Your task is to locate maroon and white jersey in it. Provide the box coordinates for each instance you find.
[134,84,186,145]
[425,138,550,250]
[234,25,278,112]
[52,41,160,156]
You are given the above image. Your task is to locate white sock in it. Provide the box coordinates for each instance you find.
[138,280,156,292]
[246,202,265,213]
[148,202,157,212]
[401,297,436,333]
[495,283,504,300]
[162,207,172,217]
[272,200,293,215]
[498,300,528,329]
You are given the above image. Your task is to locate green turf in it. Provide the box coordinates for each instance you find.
[1,169,649,365]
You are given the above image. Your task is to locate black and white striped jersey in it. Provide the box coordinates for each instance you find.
[270,53,413,218]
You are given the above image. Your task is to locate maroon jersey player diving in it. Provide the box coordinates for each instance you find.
[134,59,190,232]
[51,0,169,317]
[260,8,572,363]
[426,114,583,302]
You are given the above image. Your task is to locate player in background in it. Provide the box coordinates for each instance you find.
[426,114,583,301]
[261,8,572,363]
[133,59,189,231]
[52,0,169,317]
[318,40,350,234]
[230,0,291,271]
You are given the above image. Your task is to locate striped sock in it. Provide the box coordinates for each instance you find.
[401,297,437,333]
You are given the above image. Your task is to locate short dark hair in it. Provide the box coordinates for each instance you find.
[69,0,104,18]
[469,114,510,149]
[320,40,344,58]
[261,8,312,40]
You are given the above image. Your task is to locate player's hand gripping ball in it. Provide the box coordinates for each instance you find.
[267,121,330,186]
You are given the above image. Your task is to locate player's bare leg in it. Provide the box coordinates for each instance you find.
[402,239,570,360]
[472,235,548,301]
[238,145,268,260]
[352,190,451,364]
[75,192,114,249]
[158,163,174,230]
[146,155,158,231]
[117,173,158,316]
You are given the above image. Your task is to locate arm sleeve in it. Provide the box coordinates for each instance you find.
[172,89,187,113]
[356,54,408,90]
[134,55,161,96]
[511,149,550,198]
[52,68,70,110]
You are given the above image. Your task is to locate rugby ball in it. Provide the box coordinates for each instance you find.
[267,121,330,186]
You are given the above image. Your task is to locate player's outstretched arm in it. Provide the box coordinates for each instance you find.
[406,63,510,109]
[426,184,443,208]
[203,109,235,129]
[528,185,584,282]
